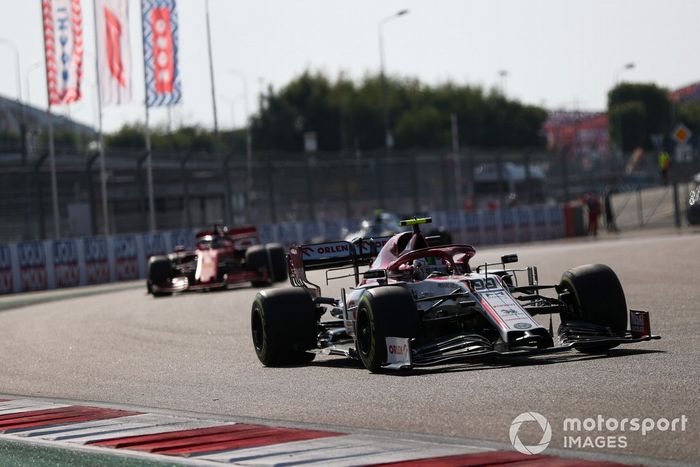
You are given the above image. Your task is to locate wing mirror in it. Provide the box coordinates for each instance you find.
[501,254,518,264]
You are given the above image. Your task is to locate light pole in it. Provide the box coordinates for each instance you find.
[378,9,409,209]
[24,61,43,106]
[230,68,254,223]
[498,69,509,95]
[378,9,408,150]
[614,62,635,84]
[1,38,26,164]
[205,0,232,224]
[0,38,22,105]
[3,38,30,238]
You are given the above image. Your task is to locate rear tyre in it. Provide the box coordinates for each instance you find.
[355,286,420,372]
[266,243,288,283]
[251,288,318,366]
[246,245,270,287]
[559,264,627,352]
[148,256,172,297]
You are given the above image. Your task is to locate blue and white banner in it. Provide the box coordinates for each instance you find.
[0,244,13,294]
[113,236,139,281]
[17,242,47,291]
[141,0,181,107]
[53,240,80,288]
[84,237,110,284]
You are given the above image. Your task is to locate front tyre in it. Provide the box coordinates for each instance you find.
[148,256,173,297]
[251,289,318,366]
[559,263,627,352]
[355,286,419,372]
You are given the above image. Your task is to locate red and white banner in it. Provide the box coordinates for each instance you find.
[95,0,132,105]
[42,0,83,105]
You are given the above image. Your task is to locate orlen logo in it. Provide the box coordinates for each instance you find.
[358,238,389,253]
[388,343,408,356]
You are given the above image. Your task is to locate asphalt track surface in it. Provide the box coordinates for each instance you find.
[1,232,698,465]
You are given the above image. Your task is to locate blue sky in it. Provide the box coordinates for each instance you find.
[1,0,698,132]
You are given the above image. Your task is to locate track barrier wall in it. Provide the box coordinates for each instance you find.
[0,204,565,294]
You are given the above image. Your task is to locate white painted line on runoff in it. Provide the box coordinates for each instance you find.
[0,399,69,415]
[196,433,489,465]
[15,413,225,444]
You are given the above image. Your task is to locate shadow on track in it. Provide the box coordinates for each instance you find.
[305,348,666,376]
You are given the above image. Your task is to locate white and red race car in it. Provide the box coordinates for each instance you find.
[147,224,287,297]
[251,217,659,371]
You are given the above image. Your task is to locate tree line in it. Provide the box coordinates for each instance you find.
[105,71,547,153]
[100,72,698,155]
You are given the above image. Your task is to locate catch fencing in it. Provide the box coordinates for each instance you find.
[0,142,628,242]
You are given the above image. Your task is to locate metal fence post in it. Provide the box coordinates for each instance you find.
[266,155,277,224]
[376,150,385,210]
[523,151,532,204]
[305,154,316,222]
[496,151,505,208]
[636,188,644,227]
[222,151,233,224]
[561,150,570,202]
[673,181,681,228]
[136,152,148,232]
[342,156,352,220]
[85,153,99,236]
[181,151,193,229]
[410,151,418,214]
[34,152,50,239]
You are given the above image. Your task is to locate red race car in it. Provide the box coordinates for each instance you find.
[147,224,287,297]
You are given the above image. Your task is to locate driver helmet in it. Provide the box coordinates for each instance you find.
[412,256,449,280]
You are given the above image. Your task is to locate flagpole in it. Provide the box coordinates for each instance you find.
[205,0,232,224]
[40,2,60,239]
[92,0,109,235]
[140,1,156,232]
[144,107,156,231]
[47,104,60,239]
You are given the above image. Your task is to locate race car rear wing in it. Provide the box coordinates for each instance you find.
[195,225,260,251]
[288,236,392,296]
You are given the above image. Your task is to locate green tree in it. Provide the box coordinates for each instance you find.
[105,124,144,149]
[608,83,672,151]
[251,71,547,151]
[676,101,700,136]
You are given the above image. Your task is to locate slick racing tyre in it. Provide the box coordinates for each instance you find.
[246,245,271,287]
[559,264,627,352]
[355,286,420,373]
[148,256,172,297]
[265,243,288,283]
[251,288,318,366]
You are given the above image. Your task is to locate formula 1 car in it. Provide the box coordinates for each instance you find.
[147,224,287,297]
[251,217,659,371]
[343,211,403,242]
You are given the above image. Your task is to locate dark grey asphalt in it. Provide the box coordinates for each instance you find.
[0,233,698,464]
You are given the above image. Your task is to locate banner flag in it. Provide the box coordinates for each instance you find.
[95,0,132,105]
[42,0,84,105]
[141,0,182,107]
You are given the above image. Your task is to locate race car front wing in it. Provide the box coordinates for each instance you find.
[381,310,661,370]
